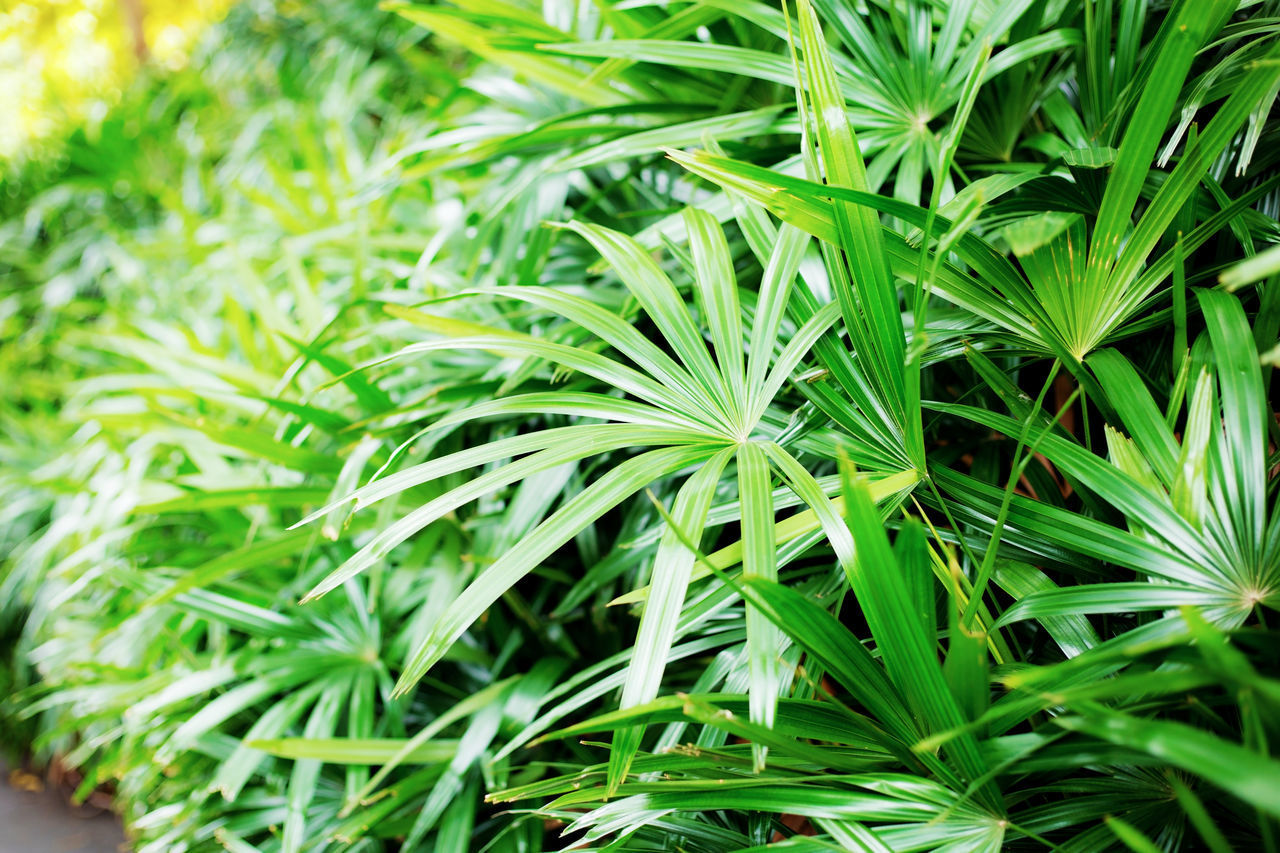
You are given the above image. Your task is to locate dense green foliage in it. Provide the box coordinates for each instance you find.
[4,0,1280,850]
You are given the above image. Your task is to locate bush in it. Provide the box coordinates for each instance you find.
[4,0,1279,850]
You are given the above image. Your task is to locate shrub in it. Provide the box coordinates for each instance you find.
[4,0,1279,850]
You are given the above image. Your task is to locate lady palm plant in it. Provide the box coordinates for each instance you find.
[293,208,920,790]
[4,0,1280,851]
[4,4,501,850]
[337,0,1279,848]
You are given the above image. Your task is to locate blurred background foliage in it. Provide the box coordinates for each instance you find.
[0,0,234,162]
[1,0,465,809]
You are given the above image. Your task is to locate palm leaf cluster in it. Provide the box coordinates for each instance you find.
[3,0,1279,850]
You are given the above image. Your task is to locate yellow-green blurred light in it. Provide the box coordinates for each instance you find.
[0,0,233,161]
